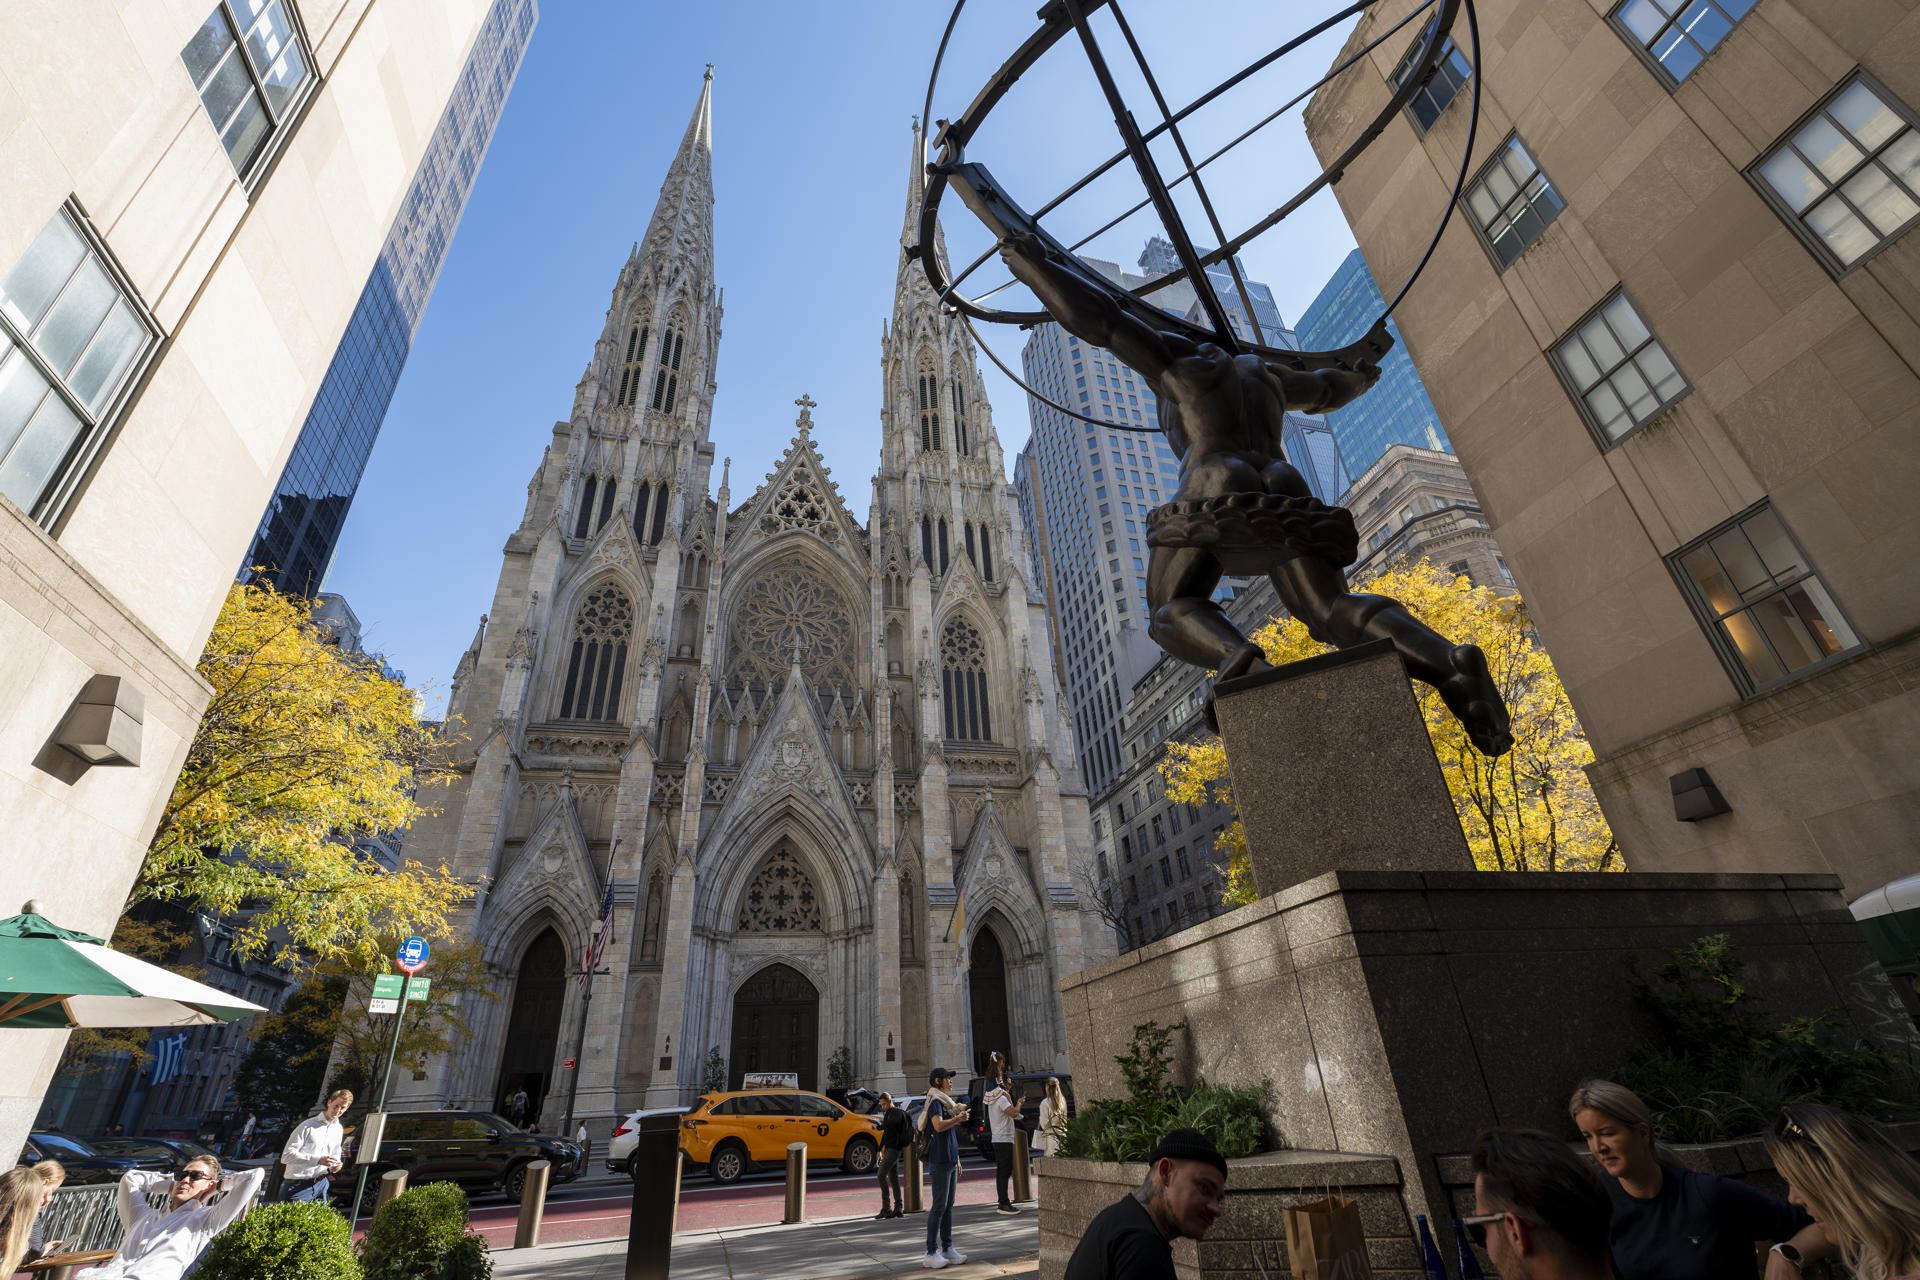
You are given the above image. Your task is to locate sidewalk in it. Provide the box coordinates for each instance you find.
[489,1201,1038,1280]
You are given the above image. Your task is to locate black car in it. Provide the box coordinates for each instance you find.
[18,1132,167,1185]
[359,1110,585,1203]
[960,1074,1076,1160]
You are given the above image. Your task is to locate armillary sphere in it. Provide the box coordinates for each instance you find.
[912,0,1482,429]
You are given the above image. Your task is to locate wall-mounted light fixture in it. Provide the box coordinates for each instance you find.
[54,675,144,766]
[1671,768,1730,822]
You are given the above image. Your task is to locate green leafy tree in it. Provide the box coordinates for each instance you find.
[233,974,348,1122]
[701,1047,727,1094]
[827,1044,854,1091]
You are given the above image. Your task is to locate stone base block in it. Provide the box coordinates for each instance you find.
[1213,641,1473,893]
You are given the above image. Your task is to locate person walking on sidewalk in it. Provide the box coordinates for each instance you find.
[984,1052,1023,1215]
[919,1067,972,1270]
[280,1088,351,1204]
[875,1093,911,1220]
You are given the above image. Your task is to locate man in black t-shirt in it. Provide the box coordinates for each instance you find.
[875,1093,912,1220]
[1064,1129,1228,1280]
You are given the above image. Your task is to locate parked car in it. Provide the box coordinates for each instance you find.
[357,1110,585,1202]
[90,1137,220,1169]
[679,1089,881,1184]
[17,1133,166,1184]
[606,1107,690,1177]
[960,1073,1075,1160]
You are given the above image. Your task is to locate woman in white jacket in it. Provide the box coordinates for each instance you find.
[84,1155,265,1279]
[1035,1076,1068,1159]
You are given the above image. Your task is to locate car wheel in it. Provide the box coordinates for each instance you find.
[709,1142,748,1185]
[842,1137,878,1175]
[502,1162,528,1204]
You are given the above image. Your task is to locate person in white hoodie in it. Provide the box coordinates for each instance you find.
[83,1155,265,1279]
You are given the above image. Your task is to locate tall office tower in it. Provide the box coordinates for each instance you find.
[1308,0,1920,899]
[244,0,537,595]
[1295,248,1452,480]
[0,0,530,1164]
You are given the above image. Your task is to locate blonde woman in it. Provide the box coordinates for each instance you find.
[25,1159,67,1261]
[1036,1077,1068,1159]
[1568,1079,1830,1280]
[0,1168,43,1277]
[1766,1103,1920,1280]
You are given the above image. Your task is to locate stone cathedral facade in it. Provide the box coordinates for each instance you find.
[393,74,1107,1130]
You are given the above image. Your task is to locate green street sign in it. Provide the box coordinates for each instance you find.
[371,974,430,1000]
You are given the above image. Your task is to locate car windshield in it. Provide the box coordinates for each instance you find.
[33,1134,99,1158]
[95,1140,172,1158]
[473,1113,521,1133]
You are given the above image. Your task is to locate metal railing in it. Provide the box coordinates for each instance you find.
[38,1184,144,1253]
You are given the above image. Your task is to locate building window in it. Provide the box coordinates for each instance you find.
[559,583,634,720]
[651,324,686,412]
[952,377,970,456]
[181,0,315,180]
[940,616,993,741]
[1752,74,1920,276]
[1463,135,1566,269]
[918,355,943,451]
[1670,504,1861,695]
[1610,0,1756,89]
[1549,290,1688,447]
[617,323,649,407]
[0,204,160,524]
[1390,19,1473,134]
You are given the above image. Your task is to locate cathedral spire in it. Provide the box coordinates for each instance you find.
[901,116,924,248]
[637,69,715,276]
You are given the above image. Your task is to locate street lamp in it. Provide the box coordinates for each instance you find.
[561,918,610,1143]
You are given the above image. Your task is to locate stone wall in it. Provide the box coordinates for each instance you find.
[1060,869,1918,1226]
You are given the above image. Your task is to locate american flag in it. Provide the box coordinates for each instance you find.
[581,880,614,987]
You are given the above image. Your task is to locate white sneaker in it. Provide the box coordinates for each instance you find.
[922,1252,948,1270]
[943,1247,968,1265]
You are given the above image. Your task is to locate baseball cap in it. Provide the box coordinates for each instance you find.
[929,1066,955,1083]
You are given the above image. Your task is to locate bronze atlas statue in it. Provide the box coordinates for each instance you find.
[913,0,1511,756]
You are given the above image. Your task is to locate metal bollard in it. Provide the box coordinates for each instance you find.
[374,1168,408,1214]
[904,1144,924,1213]
[1012,1129,1032,1203]
[513,1160,551,1249]
[782,1142,807,1224]
[624,1111,683,1280]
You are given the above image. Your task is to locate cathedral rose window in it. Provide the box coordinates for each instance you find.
[726,561,855,696]
[737,847,824,931]
[559,583,634,720]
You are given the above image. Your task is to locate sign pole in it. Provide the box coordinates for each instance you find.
[347,971,410,1230]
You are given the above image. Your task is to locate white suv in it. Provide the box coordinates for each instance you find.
[607,1107,690,1176]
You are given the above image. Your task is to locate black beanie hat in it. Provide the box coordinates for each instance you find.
[1148,1127,1228,1179]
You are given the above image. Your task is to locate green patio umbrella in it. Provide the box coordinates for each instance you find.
[0,904,266,1029]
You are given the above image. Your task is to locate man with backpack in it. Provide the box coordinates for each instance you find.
[875,1093,912,1220]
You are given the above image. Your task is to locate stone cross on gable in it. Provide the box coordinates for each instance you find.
[794,393,817,431]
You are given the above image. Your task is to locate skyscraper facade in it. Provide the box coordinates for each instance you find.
[244,0,538,594]
[1294,248,1452,480]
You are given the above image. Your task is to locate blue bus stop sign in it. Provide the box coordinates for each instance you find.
[397,936,430,975]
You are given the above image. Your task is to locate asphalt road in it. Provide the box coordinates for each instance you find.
[450,1156,1011,1248]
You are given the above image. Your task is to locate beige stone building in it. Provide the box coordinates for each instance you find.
[388,98,1101,1135]
[0,0,526,1160]
[1307,0,1920,897]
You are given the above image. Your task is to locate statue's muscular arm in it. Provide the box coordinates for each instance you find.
[1000,232,1196,382]
[1271,358,1381,415]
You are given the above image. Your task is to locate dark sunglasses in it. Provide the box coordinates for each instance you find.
[1461,1211,1535,1248]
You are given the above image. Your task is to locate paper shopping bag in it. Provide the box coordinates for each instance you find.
[1282,1195,1374,1280]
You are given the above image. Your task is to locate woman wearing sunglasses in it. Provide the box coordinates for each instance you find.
[1766,1104,1920,1280]
[82,1154,265,1278]
[1569,1079,1829,1280]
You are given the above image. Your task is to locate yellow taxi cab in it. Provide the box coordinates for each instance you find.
[679,1088,882,1183]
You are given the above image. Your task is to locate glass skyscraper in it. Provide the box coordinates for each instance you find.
[243,0,537,594]
[1294,248,1451,482]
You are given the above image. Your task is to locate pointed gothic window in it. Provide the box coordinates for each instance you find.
[937,519,950,574]
[633,480,651,545]
[737,847,824,932]
[574,476,599,539]
[559,583,634,720]
[900,870,917,961]
[652,324,686,413]
[597,477,618,531]
[639,869,665,963]
[941,617,992,741]
[618,324,649,407]
[921,516,934,567]
[964,522,977,567]
[917,355,942,451]
[952,377,970,456]
[980,527,994,581]
[649,484,671,544]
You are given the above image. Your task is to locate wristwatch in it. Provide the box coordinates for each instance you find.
[1771,1243,1805,1273]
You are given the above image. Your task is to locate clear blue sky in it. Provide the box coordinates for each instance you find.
[325,0,1378,703]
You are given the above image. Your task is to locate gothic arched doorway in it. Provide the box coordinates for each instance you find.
[969,924,1012,1076]
[497,928,567,1125]
[729,963,819,1091]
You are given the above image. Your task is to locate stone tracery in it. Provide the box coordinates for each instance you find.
[726,560,856,695]
[736,847,824,932]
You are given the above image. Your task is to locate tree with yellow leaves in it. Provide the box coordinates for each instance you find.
[129,581,473,969]
[1164,562,1619,908]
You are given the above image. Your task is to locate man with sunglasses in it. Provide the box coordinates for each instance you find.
[1466,1129,1614,1280]
[84,1155,265,1278]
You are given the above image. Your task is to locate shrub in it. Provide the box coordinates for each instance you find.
[1613,933,1920,1143]
[701,1046,727,1094]
[194,1201,362,1280]
[1059,1020,1276,1163]
[360,1181,492,1280]
[828,1044,854,1091]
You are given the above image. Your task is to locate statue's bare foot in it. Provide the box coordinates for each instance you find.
[1437,644,1512,757]
[1203,643,1271,734]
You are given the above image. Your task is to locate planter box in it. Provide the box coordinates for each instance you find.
[1039,1149,1421,1280]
